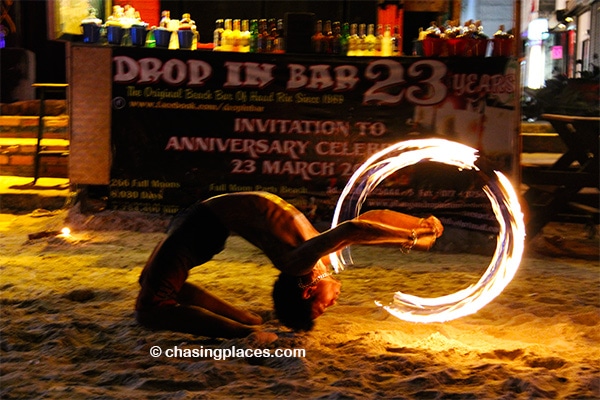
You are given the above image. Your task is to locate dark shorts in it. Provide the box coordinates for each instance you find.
[136,202,229,310]
[166,201,230,262]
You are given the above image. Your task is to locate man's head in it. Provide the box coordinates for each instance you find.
[272,272,341,331]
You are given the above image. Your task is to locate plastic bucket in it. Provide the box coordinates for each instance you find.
[107,26,124,45]
[154,29,172,48]
[422,36,445,57]
[492,37,514,57]
[82,23,101,43]
[130,26,148,46]
[178,30,194,49]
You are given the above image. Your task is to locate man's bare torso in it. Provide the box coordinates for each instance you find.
[203,192,320,272]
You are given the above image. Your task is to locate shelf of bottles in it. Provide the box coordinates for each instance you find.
[80,5,513,58]
[213,18,283,53]
[314,21,402,57]
[211,17,514,57]
[213,18,402,57]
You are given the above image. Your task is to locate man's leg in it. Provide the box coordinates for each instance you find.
[279,211,443,275]
[358,210,443,235]
[177,282,263,326]
[136,304,259,339]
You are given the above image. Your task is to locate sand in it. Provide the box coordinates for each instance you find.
[0,205,598,399]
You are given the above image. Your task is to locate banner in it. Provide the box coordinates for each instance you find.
[110,48,517,231]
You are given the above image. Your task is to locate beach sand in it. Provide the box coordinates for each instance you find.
[0,205,598,399]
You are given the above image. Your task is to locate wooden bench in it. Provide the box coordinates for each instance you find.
[522,113,599,237]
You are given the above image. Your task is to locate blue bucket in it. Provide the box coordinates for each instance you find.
[82,23,101,43]
[154,29,172,48]
[130,26,148,46]
[107,26,124,45]
[178,30,194,49]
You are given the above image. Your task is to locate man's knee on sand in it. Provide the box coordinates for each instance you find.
[134,307,173,330]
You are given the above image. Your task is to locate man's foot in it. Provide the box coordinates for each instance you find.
[237,311,263,325]
[411,216,444,251]
[420,215,444,237]
[247,330,278,345]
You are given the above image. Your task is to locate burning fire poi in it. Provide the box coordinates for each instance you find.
[330,139,526,323]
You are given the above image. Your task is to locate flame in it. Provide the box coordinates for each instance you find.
[330,138,525,323]
[60,227,71,236]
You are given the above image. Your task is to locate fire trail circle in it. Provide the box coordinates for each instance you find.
[329,139,526,323]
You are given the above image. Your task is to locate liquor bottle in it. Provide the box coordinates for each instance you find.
[392,25,402,55]
[249,19,259,52]
[159,10,170,28]
[240,19,250,52]
[358,23,367,56]
[221,18,233,51]
[273,19,285,53]
[232,19,241,52]
[375,24,383,56]
[365,24,376,55]
[331,21,342,55]
[266,18,276,53]
[312,20,324,53]
[381,24,392,56]
[347,23,359,56]
[166,13,180,49]
[213,19,224,51]
[323,20,334,54]
[257,19,268,52]
[339,22,350,55]
[180,13,193,28]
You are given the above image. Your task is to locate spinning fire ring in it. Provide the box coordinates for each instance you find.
[330,139,525,323]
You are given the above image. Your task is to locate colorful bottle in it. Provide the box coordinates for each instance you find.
[273,19,285,53]
[266,18,276,53]
[392,25,402,55]
[381,24,392,56]
[365,24,376,55]
[213,19,223,51]
[339,22,350,55]
[347,23,359,56]
[249,19,259,52]
[332,21,342,55]
[358,23,367,56]
[159,10,170,28]
[312,20,324,53]
[375,24,383,56]
[323,20,334,53]
[232,19,241,52]
[221,18,233,51]
[240,19,250,52]
[257,19,268,52]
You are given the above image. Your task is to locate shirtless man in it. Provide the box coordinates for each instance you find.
[135,191,443,340]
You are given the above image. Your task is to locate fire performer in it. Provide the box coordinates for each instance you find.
[135,191,443,341]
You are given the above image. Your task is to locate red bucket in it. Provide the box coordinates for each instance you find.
[423,36,445,57]
[465,38,488,57]
[492,37,514,57]
[446,38,465,56]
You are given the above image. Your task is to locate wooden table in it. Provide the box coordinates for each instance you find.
[522,113,599,237]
